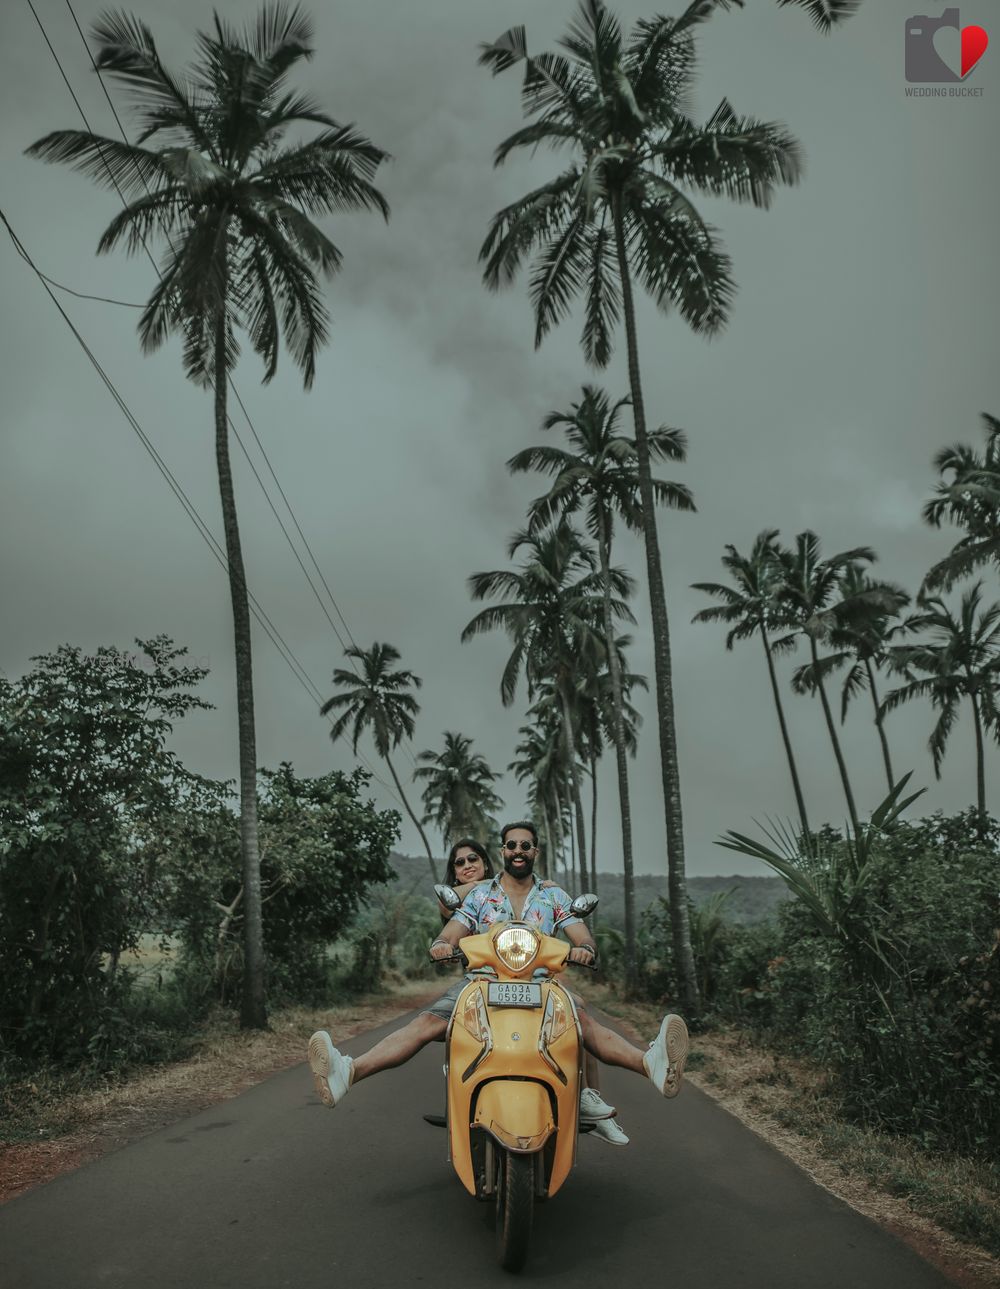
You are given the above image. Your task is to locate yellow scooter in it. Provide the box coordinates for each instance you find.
[433,888,599,1272]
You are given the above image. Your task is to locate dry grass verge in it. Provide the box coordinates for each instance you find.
[0,981,438,1206]
[579,982,1000,1289]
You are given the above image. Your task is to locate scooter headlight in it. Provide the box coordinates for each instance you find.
[495,926,539,972]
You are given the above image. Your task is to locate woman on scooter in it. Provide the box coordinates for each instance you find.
[438,838,494,922]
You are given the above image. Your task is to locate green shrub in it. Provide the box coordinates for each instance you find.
[715,806,1000,1156]
[0,639,210,1067]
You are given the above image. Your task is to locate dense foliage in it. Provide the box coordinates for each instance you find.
[629,809,1000,1157]
[0,639,210,1064]
[163,763,399,1005]
[0,641,400,1072]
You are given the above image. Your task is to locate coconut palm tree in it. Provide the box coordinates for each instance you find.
[923,414,1000,593]
[321,643,437,878]
[509,713,571,881]
[479,0,802,1012]
[27,6,388,1029]
[774,533,894,835]
[692,531,811,845]
[463,521,634,894]
[414,731,503,849]
[882,584,1000,816]
[524,677,592,891]
[795,565,911,793]
[509,383,688,990]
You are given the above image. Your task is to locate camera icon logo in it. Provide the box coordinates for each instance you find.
[905,8,989,82]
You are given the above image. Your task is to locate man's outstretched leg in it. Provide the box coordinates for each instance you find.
[578,1007,689,1098]
[309,992,455,1107]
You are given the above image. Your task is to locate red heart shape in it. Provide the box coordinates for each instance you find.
[961,24,988,78]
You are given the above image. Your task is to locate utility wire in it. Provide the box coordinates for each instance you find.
[11,251,143,306]
[1,205,406,811]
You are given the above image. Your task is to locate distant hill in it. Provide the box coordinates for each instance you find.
[379,855,788,930]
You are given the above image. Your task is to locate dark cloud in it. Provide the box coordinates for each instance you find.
[2,0,997,876]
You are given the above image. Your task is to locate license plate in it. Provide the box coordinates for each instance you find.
[488,982,542,1009]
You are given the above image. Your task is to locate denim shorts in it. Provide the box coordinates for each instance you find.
[421,978,466,1022]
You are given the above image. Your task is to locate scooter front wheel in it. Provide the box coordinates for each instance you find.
[495,1149,534,1272]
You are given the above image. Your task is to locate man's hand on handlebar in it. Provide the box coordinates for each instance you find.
[567,945,598,968]
[430,939,458,961]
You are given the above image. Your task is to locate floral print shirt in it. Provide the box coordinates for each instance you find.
[453,875,581,936]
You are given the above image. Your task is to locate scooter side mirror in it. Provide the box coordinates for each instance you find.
[570,893,599,918]
[434,884,462,912]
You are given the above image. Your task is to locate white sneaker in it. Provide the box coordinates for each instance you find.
[642,1014,689,1098]
[578,1086,616,1121]
[589,1116,630,1146]
[308,1031,354,1107]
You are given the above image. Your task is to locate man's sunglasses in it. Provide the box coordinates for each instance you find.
[504,839,535,852]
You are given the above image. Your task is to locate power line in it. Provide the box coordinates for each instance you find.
[9,248,143,306]
[1,206,406,811]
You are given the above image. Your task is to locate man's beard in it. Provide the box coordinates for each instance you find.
[503,854,535,878]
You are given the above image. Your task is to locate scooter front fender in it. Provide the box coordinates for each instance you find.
[473,1079,555,1154]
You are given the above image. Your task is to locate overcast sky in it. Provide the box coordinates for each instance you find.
[1,0,997,880]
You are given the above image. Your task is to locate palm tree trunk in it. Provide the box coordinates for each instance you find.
[589,751,599,897]
[864,658,895,792]
[560,697,589,892]
[214,309,266,1030]
[596,509,638,993]
[760,624,812,847]
[539,798,553,878]
[970,691,987,817]
[566,782,577,886]
[385,753,438,880]
[613,202,700,1015]
[554,787,570,886]
[810,638,860,834]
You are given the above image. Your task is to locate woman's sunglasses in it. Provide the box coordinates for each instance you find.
[504,839,535,852]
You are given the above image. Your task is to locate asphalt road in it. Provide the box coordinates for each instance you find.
[0,1007,959,1288]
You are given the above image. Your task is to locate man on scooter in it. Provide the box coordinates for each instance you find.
[308,821,688,1110]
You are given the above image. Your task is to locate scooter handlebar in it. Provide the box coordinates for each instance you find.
[430,948,469,966]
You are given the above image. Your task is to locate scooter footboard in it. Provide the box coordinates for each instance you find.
[473,1080,555,1153]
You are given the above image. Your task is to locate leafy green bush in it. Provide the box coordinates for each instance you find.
[164,762,400,1005]
[716,804,1000,1156]
[0,639,210,1066]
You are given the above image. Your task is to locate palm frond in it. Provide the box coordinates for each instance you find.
[529,213,589,348]
[25,131,171,198]
[480,172,580,291]
[90,10,214,154]
[581,222,621,367]
[775,0,862,33]
[654,100,803,208]
[628,202,734,334]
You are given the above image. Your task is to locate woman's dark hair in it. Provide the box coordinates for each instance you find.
[444,838,493,886]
